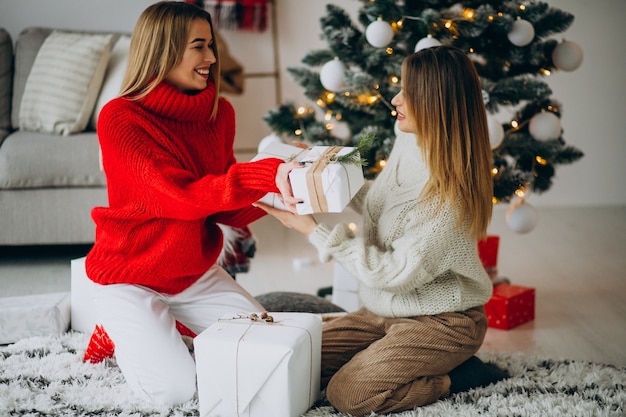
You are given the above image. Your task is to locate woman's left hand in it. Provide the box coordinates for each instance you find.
[253,202,318,235]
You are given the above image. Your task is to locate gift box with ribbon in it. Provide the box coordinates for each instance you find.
[485,283,535,330]
[194,311,322,417]
[251,143,364,214]
[478,235,500,281]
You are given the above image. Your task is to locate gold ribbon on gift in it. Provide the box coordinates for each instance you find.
[305,146,342,213]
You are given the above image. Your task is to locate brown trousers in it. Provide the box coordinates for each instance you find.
[321,306,487,417]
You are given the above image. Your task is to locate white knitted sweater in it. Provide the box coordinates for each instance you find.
[308,132,492,317]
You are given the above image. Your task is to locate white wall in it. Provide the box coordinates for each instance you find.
[1,0,624,207]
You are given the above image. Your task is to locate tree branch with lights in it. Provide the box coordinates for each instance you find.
[263,0,584,233]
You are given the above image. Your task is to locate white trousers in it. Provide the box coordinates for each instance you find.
[90,265,264,406]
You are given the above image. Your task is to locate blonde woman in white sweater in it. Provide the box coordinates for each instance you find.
[254,45,508,416]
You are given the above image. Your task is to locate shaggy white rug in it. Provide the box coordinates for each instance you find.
[1,332,624,417]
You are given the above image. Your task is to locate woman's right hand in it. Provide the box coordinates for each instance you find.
[275,160,305,214]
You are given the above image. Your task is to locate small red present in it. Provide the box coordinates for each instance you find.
[478,235,500,280]
[485,283,535,330]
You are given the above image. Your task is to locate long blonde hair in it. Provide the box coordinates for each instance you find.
[403,46,492,238]
[120,1,221,119]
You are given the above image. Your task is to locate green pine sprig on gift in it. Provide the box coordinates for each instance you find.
[334,132,375,167]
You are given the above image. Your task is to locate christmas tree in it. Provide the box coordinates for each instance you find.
[263,0,584,233]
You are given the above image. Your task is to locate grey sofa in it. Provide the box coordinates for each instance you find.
[0,27,110,245]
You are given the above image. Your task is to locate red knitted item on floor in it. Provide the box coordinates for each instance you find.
[176,321,198,338]
[83,324,115,364]
[83,322,197,364]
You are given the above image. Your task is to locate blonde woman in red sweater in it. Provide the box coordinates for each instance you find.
[85,1,301,405]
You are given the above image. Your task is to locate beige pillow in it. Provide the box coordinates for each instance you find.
[18,31,114,136]
[90,35,130,129]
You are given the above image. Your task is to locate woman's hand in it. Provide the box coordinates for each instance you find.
[253,201,318,236]
[275,160,304,213]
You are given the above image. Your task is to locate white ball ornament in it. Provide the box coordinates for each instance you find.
[320,59,347,92]
[506,201,538,234]
[507,19,535,47]
[552,40,584,71]
[366,19,394,48]
[487,116,505,149]
[529,112,561,141]
[257,133,283,152]
[414,35,442,52]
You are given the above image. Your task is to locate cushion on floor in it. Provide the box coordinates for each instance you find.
[255,291,345,314]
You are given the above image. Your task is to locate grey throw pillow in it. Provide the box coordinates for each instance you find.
[255,291,346,314]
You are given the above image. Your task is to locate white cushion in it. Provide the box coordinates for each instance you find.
[18,31,114,136]
[0,292,70,344]
[90,35,130,129]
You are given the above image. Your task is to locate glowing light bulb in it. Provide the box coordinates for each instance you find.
[511,120,519,128]
[348,223,358,232]
[535,156,547,165]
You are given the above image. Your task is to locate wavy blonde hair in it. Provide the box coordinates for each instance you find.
[120,1,221,119]
[403,46,492,238]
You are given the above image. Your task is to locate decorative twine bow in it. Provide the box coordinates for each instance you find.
[225,311,275,323]
[305,146,342,212]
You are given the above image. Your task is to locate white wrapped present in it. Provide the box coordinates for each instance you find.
[0,292,70,344]
[251,143,364,214]
[332,262,362,312]
[194,312,322,417]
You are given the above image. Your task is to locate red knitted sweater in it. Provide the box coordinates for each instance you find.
[85,81,282,294]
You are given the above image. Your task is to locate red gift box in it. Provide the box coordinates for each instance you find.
[478,235,499,280]
[485,283,535,330]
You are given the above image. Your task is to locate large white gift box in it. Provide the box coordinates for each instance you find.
[194,312,322,417]
[70,256,100,333]
[251,143,364,215]
[331,262,362,312]
[0,292,70,344]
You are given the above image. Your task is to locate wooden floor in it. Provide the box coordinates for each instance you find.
[1,205,625,367]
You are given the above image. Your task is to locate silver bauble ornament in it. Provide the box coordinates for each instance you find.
[414,35,441,52]
[506,201,538,234]
[365,19,394,48]
[529,112,561,141]
[552,40,584,71]
[507,19,535,47]
[320,59,347,92]
[487,116,505,149]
